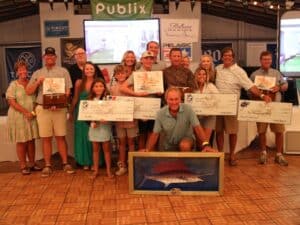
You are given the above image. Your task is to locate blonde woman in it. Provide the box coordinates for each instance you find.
[199,54,216,83]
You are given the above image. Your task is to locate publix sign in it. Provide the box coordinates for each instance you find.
[91,0,153,19]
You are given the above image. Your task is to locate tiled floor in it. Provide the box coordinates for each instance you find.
[1,153,300,225]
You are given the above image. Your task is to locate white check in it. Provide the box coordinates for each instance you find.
[133,71,164,94]
[111,96,161,120]
[184,93,238,115]
[77,99,134,121]
[237,100,293,124]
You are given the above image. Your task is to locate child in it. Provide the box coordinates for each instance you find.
[110,65,139,176]
[88,78,114,179]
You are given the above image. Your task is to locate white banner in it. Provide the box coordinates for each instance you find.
[161,19,199,43]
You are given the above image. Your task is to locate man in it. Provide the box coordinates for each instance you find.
[163,48,196,91]
[215,47,271,166]
[143,87,216,152]
[146,41,166,71]
[26,47,75,177]
[250,51,288,166]
[68,47,104,96]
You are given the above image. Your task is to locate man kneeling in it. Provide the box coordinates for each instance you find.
[142,87,217,152]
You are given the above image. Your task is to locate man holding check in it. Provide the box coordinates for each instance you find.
[142,87,216,152]
[250,51,288,166]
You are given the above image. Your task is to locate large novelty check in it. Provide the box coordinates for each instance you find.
[184,93,238,115]
[237,100,293,124]
[77,99,134,121]
[112,96,161,120]
[133,71,164,94]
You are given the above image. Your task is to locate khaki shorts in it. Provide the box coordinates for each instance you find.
[35,105,67,137]
[116,126,138,138]
[215,115,238,134]
[257,122,285,134]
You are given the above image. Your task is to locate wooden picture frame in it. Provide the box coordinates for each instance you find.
[128,152,224,196]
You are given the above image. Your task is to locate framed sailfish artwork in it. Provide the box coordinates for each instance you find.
[128,152,224,196]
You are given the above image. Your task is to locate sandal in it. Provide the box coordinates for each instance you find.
[229,158,238,166]
[21,167,31,175]
[29,164,42,171]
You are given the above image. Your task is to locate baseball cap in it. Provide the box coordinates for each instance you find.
[44,47,56,55]
[141,51,154,58]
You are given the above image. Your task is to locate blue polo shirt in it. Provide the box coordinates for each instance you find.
[153,103,200,150]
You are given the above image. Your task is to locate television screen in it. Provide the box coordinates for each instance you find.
[280,11,300,77]
[83,19,160,64]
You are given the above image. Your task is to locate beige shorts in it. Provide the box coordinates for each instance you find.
[116,126,138,138]
[215,115,238,134]
[257,122,285,134]
[35,105,67,137]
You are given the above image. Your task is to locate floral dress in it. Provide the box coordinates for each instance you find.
[6,80,39,143]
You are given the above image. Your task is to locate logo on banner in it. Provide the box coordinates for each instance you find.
[91,0,153,19]
[18,52,36,70]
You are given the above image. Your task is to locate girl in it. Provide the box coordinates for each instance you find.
[110,65,139,176]
[6,60,40,175]
[69,62,96,170]
[194,67,219,148]
[199,54,216,83]
[88,78,113,179]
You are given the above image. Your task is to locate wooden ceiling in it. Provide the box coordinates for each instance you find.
[0,0,298,29]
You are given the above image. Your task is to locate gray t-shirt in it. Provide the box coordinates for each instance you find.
[250,67,287,102]
[28,66,72,104]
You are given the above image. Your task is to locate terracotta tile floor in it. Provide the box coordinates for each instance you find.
[0,152,300,225]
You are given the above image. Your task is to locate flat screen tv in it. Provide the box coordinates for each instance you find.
[83,19,160,64]
[279,11,300,77]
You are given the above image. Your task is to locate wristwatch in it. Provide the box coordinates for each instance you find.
[260,94,265,99]
[202,141,210,148]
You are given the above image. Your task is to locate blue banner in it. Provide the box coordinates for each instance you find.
[5,46,42,83]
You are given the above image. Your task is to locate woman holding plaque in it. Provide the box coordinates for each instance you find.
[69,62,96,170]
[199,54,216,83]
[193,67,219,148]
[6,60,40,175]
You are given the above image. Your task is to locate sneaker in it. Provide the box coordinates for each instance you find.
[258,152,267,164]
[63,164,75,174]
[115,166,128,176]
[274,155,288,166]
[41,166,52,177]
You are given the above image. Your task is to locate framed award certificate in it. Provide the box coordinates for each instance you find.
[133,71,164,94]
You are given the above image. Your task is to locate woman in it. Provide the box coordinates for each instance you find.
[194,67,219,148]
[199,54,216,83]
[121,50,137,77]
[6,61,40,175]
[69,62,97,170]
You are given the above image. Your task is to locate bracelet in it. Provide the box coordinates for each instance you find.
[31,111,36,116]
[202,141,210,147]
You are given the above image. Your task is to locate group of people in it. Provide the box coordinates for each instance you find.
[5,41,289,179]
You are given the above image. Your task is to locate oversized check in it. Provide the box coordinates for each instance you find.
[133,97,161,120]
[109,96,161,120]
[77,99,134,121]
[133,71,164,94]
[237,100,293,124]
[184,93,238,115]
